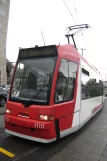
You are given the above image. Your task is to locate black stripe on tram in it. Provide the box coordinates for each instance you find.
[55,119,60,140]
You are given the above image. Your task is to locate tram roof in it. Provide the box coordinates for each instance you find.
[57,44,101,75]
[18,44,101,76]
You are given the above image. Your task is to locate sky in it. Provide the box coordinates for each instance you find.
[6,0,107,79]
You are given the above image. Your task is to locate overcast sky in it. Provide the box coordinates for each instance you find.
[6,0,107,78]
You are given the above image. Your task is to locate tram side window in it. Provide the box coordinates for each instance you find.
[81,68,103,100]
[81,69,90,100]
[88,74,103,98]
[55,58,78,103]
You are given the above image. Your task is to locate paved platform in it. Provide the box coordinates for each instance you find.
[12,98,107,161]
[0,99,107,161]
[0,106,6,115]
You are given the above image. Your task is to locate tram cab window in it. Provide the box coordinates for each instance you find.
[55,58,78,103]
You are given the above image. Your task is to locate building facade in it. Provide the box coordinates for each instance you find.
[6,59,14,84]
[0,0,10,85]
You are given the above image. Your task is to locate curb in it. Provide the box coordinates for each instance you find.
[0,106,6,115]
[0,112,5,115]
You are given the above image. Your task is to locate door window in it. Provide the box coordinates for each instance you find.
[55,58,78,103]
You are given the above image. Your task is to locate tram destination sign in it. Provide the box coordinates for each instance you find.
[18,45,58,59]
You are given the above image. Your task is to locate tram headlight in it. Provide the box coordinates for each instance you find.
[6,109,12,114]
[39,114,54,121]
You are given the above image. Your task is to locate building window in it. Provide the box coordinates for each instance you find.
[0,70,1,85]
[2,0,5,3]
[55,58,78,103]
[0,21,2,28]
[0,8,4,16]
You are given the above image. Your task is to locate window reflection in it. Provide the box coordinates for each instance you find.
[55,58,78,103]
[81,68,103,100]
[11,57,56,104]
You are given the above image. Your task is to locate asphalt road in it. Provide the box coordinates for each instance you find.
[0,99,107,161]
[0,115,4,127]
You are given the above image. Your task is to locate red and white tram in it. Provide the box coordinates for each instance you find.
[4,25,104,143]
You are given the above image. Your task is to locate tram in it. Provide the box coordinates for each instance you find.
[4,24,104,143]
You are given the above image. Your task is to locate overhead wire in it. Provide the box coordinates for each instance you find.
[72,0,92,53]
[63,0,92,53]
[63,0,77,25]
[72,9,77,17]
[72,0,80,24]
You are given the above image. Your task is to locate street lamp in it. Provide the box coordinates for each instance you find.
[81,48,86,56]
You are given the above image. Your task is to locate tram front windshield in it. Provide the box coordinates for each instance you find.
[10,57,56,105]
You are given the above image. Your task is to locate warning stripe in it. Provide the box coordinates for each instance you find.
[0,147,15,158]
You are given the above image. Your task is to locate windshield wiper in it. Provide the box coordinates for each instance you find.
[11,96,44,107]
[11,97,31,104]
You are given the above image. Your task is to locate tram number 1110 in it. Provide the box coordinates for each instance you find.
[34,122,45,129]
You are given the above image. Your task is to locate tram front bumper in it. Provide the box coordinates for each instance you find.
[4,114,56,143]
